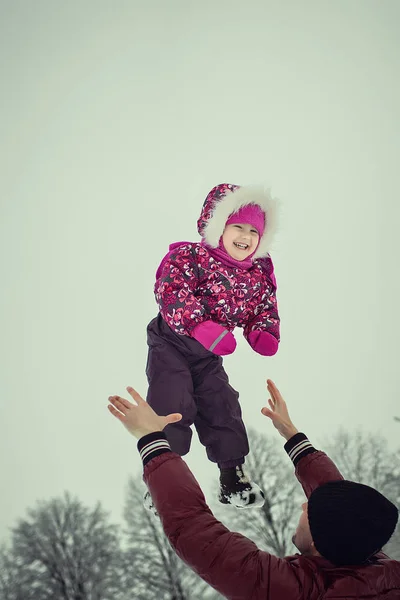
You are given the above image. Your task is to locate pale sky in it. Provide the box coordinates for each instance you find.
[1,0,399,543]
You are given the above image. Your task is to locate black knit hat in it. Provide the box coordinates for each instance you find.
[308,480,399,566]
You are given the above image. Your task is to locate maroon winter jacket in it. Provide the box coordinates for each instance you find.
[141,434,400,599]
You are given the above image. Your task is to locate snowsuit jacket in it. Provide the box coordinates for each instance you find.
[154,183,280,346]
[141,436,400,599]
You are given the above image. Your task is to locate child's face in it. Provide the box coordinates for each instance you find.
[222,223,260,261]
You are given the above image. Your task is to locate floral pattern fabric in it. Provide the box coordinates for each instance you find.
[154,242,280,344]
[196,183,239,237]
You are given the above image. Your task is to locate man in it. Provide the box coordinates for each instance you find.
[108,380,400,599]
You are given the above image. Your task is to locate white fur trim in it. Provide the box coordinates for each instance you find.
[202,185,279,259]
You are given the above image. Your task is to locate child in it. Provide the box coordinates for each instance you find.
[145,183,279,510]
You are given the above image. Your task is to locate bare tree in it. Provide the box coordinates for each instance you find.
[123,475,223,600]
[322,429,400,560]
[212,429,303,558]
[9,491,125,600]
[322,430,400,504]
[0,542,33,600]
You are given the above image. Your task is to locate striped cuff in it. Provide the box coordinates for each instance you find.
[137,431,172,467]
[284,432,317,467]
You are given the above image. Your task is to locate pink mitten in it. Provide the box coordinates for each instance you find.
[192,321,236,355]
[248,330,279,356]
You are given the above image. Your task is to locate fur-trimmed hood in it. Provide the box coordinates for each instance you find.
[197,183,279,260]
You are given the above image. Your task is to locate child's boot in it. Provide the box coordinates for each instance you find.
[218,465,265,508]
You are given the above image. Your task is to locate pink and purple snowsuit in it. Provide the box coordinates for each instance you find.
[146,183,280,468]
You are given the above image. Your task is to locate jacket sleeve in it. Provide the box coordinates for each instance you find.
[155,244,207,336]
[295,451,345,497]
[243,255,280,344]
[144,453,305,600]
[284,433,345,498]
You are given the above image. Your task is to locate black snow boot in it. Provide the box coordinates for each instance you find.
[219,465,265,508]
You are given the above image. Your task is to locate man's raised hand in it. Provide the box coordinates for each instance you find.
[108,387,182,439]
[261,379,299,441]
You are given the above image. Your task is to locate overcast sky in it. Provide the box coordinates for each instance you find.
[1,0,399,543]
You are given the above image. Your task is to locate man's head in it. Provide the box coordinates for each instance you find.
[293,480,399,566]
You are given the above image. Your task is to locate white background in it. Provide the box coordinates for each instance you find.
[1,0,399,541]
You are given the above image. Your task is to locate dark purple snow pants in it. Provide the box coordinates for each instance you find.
[146,314,249,468]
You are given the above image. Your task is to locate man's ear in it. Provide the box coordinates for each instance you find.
[310,540,322,557]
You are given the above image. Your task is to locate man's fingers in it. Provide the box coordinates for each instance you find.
[261,407,273,418]
[126,386,146,405]
[108,404,126,422]
[266,380,277,404]
[115,395,133,410]
[109,396,130,414]
[267,379,283,405]
[164,413,182,426]
[268,398,274,410]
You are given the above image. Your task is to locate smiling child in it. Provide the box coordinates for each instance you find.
[144,183,280,512]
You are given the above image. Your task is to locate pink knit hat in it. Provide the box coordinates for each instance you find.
[226,204,265,236]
